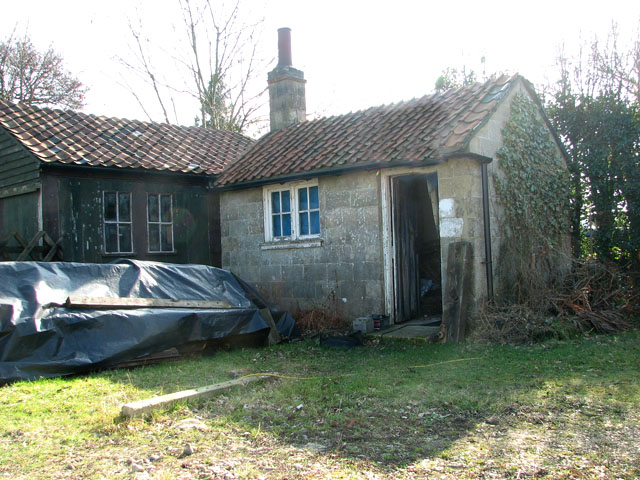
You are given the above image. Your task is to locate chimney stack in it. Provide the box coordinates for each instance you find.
[268,27,306,132]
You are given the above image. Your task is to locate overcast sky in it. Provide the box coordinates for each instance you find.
[1,0,638,136]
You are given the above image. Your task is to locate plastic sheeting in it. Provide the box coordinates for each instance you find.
[0,260,296,383]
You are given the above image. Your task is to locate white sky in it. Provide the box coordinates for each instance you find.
[1,0,639,136]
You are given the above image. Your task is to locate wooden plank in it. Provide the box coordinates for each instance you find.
[66,296,237,310]
[120,375,268,418]
[259,307,282,346]
[441,241,473,343]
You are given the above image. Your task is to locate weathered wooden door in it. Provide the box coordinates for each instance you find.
[391,176,420,323]
[390,173,441,324]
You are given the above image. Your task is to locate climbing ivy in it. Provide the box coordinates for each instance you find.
[494,93,570,302]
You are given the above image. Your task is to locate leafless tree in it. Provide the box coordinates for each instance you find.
[120,0,266,133]
[0,33,86,109]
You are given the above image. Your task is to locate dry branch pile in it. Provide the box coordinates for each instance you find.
[472,259,638,344]
[552,260,637,333]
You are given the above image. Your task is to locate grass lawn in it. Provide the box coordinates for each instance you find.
[1,331,639,479]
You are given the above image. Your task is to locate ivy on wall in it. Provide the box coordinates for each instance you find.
[494,93,570,301]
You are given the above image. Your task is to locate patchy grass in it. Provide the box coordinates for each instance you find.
[1,332,639,479]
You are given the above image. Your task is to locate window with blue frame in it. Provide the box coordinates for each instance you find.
[271,190,292,238]
[298,185,320,235]
[264,180,321,241]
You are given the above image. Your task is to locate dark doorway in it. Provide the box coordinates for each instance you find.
[391,173,442,323]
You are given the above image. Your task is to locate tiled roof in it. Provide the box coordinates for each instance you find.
[218,74,519,186]
[0,101,254,175]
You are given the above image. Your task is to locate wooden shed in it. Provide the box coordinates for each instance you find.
[0,101,253,264]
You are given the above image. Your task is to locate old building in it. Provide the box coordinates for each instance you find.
[217,29,569,331]
[0,102,252,264]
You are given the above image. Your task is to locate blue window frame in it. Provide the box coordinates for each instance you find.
[271,190,292,238]
[264,180,321,241]
[298,185,320,235]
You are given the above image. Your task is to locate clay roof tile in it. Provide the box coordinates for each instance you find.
[0,101,254,175]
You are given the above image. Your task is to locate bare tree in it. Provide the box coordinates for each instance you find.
[120,0,266,133]
[0,34,86,109]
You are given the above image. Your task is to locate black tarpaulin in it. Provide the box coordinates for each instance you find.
[0,260,296,383]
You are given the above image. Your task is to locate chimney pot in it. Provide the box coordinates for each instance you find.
[277,27,292,66]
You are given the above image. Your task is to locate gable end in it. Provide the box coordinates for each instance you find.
[0,127,41,194]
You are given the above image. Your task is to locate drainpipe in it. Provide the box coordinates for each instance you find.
[481,163,494,301]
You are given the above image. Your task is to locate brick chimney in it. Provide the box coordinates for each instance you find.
[268,28,306,131]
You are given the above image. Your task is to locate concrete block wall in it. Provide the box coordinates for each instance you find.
[220,170,385,319]
[431,159,486,304]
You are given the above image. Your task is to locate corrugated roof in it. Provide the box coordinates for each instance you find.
[0,101,254,175]
[218,74,519,186]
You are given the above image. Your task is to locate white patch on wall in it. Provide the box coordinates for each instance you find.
[439,198,455,218]
[440,218,464,238]
[439,198,463,238]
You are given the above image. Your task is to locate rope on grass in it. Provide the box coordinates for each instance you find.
[240,357,483,382]
[408,356,484,369]
[240,372,356,381]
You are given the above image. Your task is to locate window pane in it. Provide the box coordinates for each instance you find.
[105,224,118,252]
[104,192,117,221]
[298,187,308,211]
[272,215,281,237]
[118,224,132,252]
[160,195,172,222]
[281,190,290,212]
[149,225,160,251]
[309,186,319,209]
[310,211,320,234]
[299,212,309,235]
[118,192,131,221]
[161,224,173,251]
[282,213,291,236]
[148,194,159,222]
[271,191,280,214]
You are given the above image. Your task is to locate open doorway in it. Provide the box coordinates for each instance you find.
[390,173,442,324]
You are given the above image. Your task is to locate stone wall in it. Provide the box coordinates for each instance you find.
[220,170,385,319]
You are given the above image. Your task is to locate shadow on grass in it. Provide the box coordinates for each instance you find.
[102,332,640,472]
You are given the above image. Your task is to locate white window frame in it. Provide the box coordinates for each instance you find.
[147,193,175,253]
[102,191,133,254]
[263,179,321,242]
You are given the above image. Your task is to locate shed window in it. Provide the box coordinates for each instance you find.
[103,191,133,254]
[263,180,321,242]
[147,193,174,252]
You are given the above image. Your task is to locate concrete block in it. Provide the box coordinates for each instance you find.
[353,316,373,334]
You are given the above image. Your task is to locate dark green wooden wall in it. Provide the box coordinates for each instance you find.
[0,191,40,242]
[48,170,218,265]
[0,128,40,190]
[0,127,41,240]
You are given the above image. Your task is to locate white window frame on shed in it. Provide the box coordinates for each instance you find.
[102,191,133,254]
[262,179,321,243]
[147,193,175,253]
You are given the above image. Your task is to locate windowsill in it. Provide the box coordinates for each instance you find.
[260,238,323,250]
[147,251,178,255]
[102,252,137,257]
